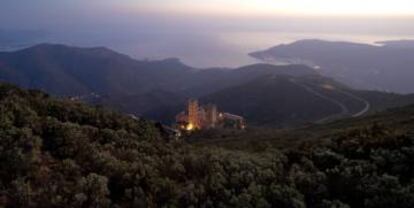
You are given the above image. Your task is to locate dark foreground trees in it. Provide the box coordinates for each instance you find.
[1,83,414,207]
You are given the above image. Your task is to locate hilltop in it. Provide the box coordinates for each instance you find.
[250,39,414,93]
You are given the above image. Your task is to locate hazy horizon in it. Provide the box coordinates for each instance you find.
[1,0,414,67]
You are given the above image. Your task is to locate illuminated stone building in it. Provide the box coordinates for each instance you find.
[175,99,245,131]
[187,99,200,129]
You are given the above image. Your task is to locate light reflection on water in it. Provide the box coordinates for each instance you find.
[148,31,414,68]
[2,30,414,69]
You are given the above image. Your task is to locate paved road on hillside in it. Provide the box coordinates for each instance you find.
[289,79,370,123]
[335,89,371,117]
[289,79,349,123]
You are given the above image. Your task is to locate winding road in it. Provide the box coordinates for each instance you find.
[289,78,370,123]
[335,89,371,117]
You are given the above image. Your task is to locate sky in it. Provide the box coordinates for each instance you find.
[134,0,414,17]
[1,0,414,67]
[2,0,413,31]
[2,0,414,26]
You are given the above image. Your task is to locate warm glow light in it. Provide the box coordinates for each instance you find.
[186,123,194,131]
[133,0,414,17]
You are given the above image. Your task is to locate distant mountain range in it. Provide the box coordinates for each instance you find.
[1,43,414,126]
[250,39,414,94]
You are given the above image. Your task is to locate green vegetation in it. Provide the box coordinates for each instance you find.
[190,102,414,151]
[1,83,414,207]
[2,44,414,127]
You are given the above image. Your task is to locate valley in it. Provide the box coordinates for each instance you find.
[1,43,413,128]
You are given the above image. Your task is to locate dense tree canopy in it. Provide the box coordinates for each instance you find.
[1,83,414,207]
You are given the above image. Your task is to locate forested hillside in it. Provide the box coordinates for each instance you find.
[1,83,414,207]
[5,44,414,128]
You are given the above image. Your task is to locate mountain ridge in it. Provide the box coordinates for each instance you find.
[2,43,414,126]
[250,39,414,93]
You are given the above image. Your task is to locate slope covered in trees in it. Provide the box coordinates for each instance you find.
[4,44,414,127]
[1,83,414,207]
